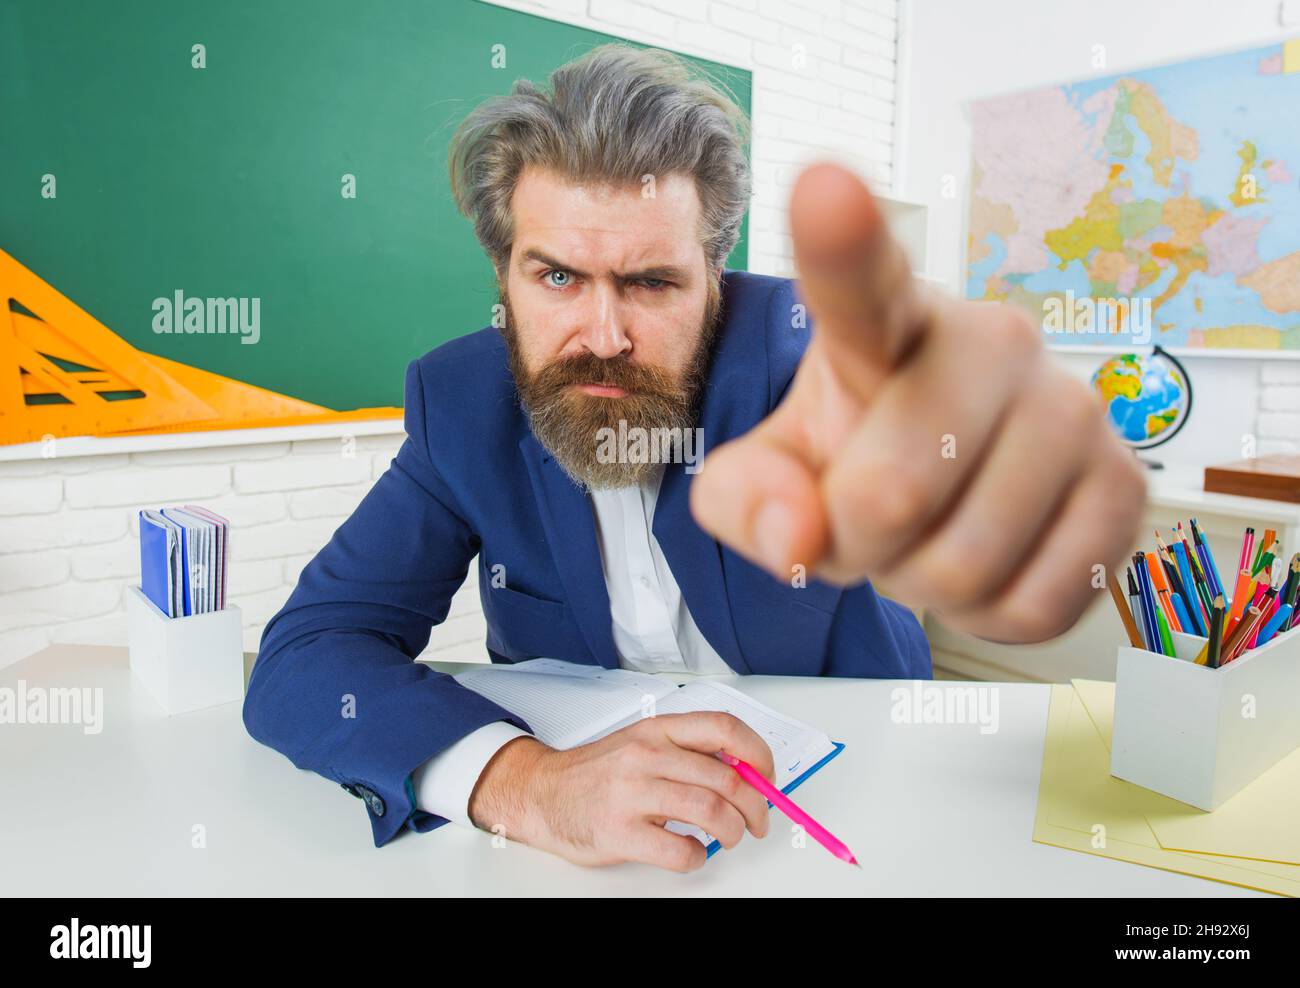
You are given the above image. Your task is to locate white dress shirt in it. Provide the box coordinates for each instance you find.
[412,464,732,827]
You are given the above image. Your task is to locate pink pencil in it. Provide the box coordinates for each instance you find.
[717,752,860,867]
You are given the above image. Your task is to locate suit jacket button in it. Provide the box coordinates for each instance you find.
[368,794,385,817]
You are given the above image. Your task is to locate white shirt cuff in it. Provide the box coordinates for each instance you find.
[413,721,531,829]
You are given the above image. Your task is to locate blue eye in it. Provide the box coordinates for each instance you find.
[545,269,571,288]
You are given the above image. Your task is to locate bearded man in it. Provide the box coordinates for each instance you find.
[244,44,1144,872]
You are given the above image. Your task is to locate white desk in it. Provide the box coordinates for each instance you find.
[0,643,1262,897]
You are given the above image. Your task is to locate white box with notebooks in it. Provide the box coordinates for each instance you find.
[129,504,240,715]
[127,586,244,715]
[1111,627,1300,810]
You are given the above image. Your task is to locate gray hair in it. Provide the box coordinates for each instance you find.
[448,43,752,275]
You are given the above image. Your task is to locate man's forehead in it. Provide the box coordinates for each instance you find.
[511,166,701,268]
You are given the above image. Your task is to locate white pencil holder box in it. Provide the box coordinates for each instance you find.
[1111,625,1300,810]
[126,585,244,715]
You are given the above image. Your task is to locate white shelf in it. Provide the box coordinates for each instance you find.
[877,194,930,282]
[0,418,406,463]
[1148,464,1300,525]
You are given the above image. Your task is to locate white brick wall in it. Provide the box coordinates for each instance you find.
[0,433,492,668]
[1,0,902,669]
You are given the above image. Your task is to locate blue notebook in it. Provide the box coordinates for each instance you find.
[138,505,231,619]
[455,659,845,859]
[139,510,179,616]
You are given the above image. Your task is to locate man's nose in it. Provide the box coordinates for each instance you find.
[576,288,632,360]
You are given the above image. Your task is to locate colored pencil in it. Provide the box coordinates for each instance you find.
[1221,604,1262,664]
[1227,592,1275,664]
[1156,607,1176,657]
[1253,529,1275,574]
[1238,527,1255,574]
[1205,595,1226,668]
[1127,568,1148,650]
[1135,553,1161,653]
[1285,556,1300,631]
[1258,604,1294,646]
[1278,555,1298,610]
[1109,570,1143,648]
[1181,560,1211,632]
[1146,551,1182,632]
[1247,567,1282,649]
[1194,538,1224,601]
[1170,592,1194,640]
[1252,551,1276,579]
[1227,569,1253,625]
[1177,537,1214,624]
[1191,519,1226,599]
[1156,532,1199,632]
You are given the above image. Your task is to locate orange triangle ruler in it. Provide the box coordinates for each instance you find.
[0,248,220,444]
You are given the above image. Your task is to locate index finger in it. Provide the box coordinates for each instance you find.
[790,161,930,381]
[653,711,776,783]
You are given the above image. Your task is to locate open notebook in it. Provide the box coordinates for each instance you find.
[454,658,845,856]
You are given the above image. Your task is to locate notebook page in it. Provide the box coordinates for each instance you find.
[184,505,229,610]
[656,681,835,786]
[161,507,210,615]
[194,518,212,613]
[653,681,837,847]
[454,659,676,749]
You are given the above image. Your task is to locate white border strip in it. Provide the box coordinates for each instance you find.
[1046,344,1296,360]
[0,418,406,463]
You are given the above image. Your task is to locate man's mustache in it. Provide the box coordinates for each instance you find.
[529,351,685,399]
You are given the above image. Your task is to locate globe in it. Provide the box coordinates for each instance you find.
[1091,346,1192,451]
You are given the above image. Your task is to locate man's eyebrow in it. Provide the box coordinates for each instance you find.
[623,264,692,282]
[518,248,690,282]
[519,249,588,277]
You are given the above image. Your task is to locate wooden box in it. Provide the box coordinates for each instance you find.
[1204,456,1300,503]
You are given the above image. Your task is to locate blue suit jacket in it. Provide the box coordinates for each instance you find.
[243,269,931,847]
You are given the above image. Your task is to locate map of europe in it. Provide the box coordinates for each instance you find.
[967,39,1300,353]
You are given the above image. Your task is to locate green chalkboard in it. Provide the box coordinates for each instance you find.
[1,0,751,410]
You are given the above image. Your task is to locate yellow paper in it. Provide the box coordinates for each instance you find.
[1033,685,1300,896]
[1071,678,1300,866]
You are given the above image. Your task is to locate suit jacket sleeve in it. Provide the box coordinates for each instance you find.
[242,357,533,847]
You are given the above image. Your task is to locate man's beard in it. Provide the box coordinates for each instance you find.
[502,281,722,491]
